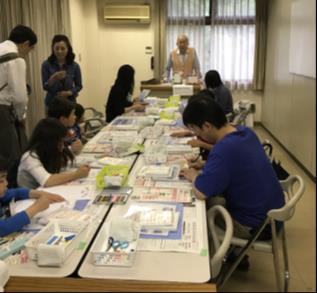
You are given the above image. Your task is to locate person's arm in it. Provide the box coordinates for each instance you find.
[0,190,30,237]
[28,189,65,202]
[193,49,202,79]
[170,129,194,137]
[181,154,230,201]
[179,168,206,200]
[20,153,89,188]
[41,62,65,93]
[124,103,145,113]
[163,53,173,82]
[41,61,52,90]
[43,165,90,187]
[0,212,30,237]
[188,158,206,170]
[0,190,64,237]
[194,154,230,198]
[187,138,213,150]
[70,63,83,97]
[0,188,29,203]
[7,58,28,121]
[70,139,83,155]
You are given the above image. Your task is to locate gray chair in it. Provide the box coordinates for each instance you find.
[207,205,233,281]
[83,118,106,139]
[84,107,103,120]
[83,107,106,139]
[225,112,233,123]
[216,175,305,292]
[231,100,255,126]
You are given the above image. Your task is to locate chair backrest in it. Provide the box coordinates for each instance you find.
[207,205,233,279]
[268,175,305,222]
[84,118,106,139]
[84,107,103,120]
[262,139,273,161]
[225,113,233,123]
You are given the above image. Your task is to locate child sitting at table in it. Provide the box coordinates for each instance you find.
[70,103,88,144]
[0,156,65,237]
[47,97,83,155]
[17,118,90,189]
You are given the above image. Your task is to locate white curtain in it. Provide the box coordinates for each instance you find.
[166,0,256,90]
[0,0,71,134]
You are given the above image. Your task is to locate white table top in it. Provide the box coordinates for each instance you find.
[9,204,110,278]
[78,156,210,283]
[8,125,137,278]
[6,104,211,283]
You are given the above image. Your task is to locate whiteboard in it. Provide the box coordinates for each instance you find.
[289,0,316,78]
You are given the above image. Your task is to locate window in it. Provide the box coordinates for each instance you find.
[166,0,256,89]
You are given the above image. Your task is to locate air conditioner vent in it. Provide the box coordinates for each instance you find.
[104,4,151,24]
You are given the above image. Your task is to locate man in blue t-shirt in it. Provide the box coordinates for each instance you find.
[180,94,285,240]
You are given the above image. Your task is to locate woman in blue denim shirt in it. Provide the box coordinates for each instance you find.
[41,35,82,106]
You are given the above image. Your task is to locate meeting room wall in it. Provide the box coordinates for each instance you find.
[262,0,316,177]
[69,0,156,115]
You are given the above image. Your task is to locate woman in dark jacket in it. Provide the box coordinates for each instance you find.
[41,35,82,106]
[105,64,145,123]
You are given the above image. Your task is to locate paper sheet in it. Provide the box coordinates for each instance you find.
[137,204,204,254]
[131,187,193,204]
[10,184,96,219]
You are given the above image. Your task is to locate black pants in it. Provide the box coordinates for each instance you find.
[0,105,27,187]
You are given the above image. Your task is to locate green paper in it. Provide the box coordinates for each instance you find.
[77,241,87,250]
[200,248,208,257]
[96,164,129,189]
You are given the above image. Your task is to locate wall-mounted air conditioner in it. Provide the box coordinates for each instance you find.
[104,4,151,24]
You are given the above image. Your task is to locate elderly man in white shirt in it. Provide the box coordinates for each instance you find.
[0,25,37,171]
[163,34,202,83]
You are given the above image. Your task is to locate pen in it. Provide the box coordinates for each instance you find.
[64,234,76,242]
[47,235,58,245]
[54,236,63,245]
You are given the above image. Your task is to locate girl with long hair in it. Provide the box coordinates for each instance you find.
[105,64,145,123]
[17,118,89,189]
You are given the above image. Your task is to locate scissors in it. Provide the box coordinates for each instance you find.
[106,237,129,251]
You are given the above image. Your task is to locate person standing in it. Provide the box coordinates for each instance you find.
[0,25,37,167]
[163,34,202,82]
[41,35,82,107]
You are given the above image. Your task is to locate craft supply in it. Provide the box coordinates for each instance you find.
[73,199,90,211]
[25,220,88,267]
[93,188,132,205]
[91,221,140,267]
[64,234,76,242]
[46,235,58,245]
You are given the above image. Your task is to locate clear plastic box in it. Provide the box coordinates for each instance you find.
[25,220,88,266]
[91,220,139,267]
